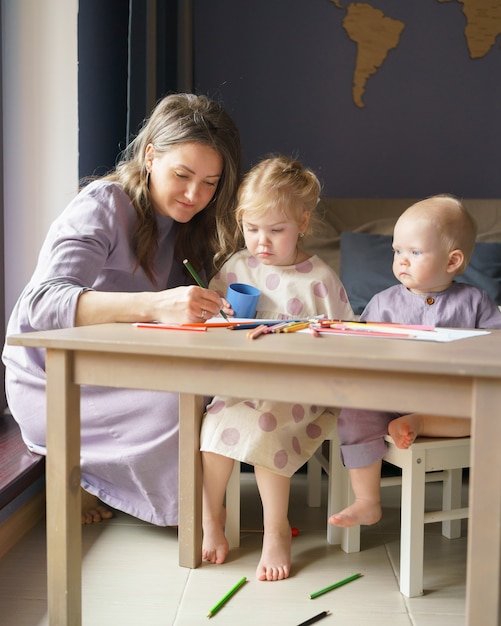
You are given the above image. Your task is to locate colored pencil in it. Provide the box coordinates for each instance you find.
[309,572,362,599]
[282,321,311,332]
[206,576,247,618]
[182,258,230,321]
[297,610,331,626]
[134,323,207,331]
[229,321,285,330]
[247,324,271,339]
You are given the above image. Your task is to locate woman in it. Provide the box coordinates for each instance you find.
[2,93,241,525]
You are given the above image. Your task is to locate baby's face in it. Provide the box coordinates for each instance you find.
[392,215,454,295]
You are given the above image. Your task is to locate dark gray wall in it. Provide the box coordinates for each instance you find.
[193,0,501,198]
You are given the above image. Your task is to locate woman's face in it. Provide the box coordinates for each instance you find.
[146,142,223,222]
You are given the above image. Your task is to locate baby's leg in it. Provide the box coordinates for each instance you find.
[202,451,235,564]
[329,460,382,527]
[388,414,424,449]
[81,488,114,524]
[388,414,471,449]
[254,466,291,581]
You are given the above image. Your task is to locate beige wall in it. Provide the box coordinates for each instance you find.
[2,0,79,318]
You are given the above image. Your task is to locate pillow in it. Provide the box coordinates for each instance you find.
[340,232,397,314]
[458,241,501,304]
[340,232,501,315]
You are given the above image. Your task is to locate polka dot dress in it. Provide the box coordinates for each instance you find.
[200,249,354,477]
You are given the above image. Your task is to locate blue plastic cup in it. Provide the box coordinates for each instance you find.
[226,283,261,318]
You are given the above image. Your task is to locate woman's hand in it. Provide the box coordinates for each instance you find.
[219,298,234,319]
[151,285,226,324]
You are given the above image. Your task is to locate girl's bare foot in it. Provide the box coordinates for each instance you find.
[80,489,114,525]
[256,522,292,581]
[202,508,229,564]
[388,414,424,449]
[328,499,382,527]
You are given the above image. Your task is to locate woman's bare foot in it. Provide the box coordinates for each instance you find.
[256,522,292,581]
[328,499,382,527]
[80,489,114,525]
[202,508,229,564]
[388,414,424,449]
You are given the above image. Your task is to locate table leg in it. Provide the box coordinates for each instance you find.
[178,393,204,568]
[46,348,82,626]
[466,378,501,626]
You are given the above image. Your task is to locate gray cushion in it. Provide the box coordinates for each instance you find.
[340,231,501,315]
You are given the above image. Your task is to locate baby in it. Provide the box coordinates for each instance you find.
[330,194,501,528]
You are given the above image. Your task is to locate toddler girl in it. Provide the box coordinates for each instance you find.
[200,155,355,580]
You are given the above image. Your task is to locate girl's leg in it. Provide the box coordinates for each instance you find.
[254,466,292,582]
[329,460,382,527]
[388,414,471,449]
[202,451,235,564]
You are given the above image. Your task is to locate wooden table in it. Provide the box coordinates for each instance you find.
[7,323,501,626]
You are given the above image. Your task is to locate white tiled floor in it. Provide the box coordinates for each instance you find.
[0,470,467,626]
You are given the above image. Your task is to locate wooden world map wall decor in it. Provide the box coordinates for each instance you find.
[330,0,501,108]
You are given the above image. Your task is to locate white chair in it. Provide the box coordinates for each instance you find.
[308,434,470,597]
[224,425,355,551]
[225,428,469,598]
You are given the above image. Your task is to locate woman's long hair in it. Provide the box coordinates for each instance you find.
[104,93,241,283]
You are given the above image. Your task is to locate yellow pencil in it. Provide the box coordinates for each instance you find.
[282,322,311,333]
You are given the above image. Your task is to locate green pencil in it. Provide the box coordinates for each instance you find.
[207,576,247,618]
[309,572,362,599]
[183,258,230,321]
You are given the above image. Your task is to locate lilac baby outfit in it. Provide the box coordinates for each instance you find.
[337,282,501,468]
[2,181,192,525]
[200,249,354,477]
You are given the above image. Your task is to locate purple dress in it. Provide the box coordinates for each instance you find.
[2,181,192,525]
[337,282,501,468]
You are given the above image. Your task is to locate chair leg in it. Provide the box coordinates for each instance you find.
[225,462,241,549]
[441,468,463,539]
[326,440,360,552]
[399,447,426,597]
[307,452,323,508]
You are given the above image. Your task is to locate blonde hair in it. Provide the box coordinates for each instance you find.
[220,155,320,259]
[399,194,477,274]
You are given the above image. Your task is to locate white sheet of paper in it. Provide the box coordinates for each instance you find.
[305,326,490,342]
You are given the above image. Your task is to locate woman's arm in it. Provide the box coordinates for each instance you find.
[75,285,226,326]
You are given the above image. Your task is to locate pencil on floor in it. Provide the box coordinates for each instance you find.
[206,576,247,618]
[309,572,362,599]
[296,610,331,626]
